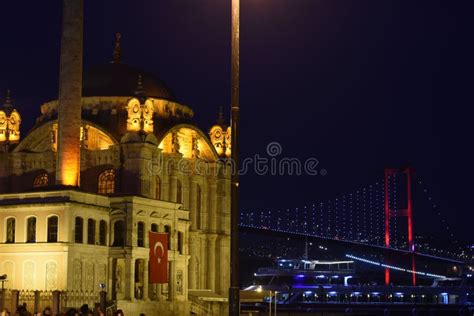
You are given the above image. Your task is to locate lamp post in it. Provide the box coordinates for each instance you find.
[274,291,278,316]
[229,0,241,315]
[268,291,272,316]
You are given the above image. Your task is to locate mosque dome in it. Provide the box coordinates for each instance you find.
[82,63,177,102]
[33,33,196,150]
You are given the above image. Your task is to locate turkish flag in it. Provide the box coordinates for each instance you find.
[149,232,168,284]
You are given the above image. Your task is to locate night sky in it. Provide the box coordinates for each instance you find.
[1,1,473,241]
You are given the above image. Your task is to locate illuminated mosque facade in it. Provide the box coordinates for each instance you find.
[0,1,231,314]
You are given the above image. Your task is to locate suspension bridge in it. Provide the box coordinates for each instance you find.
[239,168,467,285]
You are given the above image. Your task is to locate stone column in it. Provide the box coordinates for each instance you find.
[144,223,149,248]
[124,256,135,300]
[216,177,226,233]
[156,283,162,301]
[207,235,217,292]
[83,218,87,244]
[188,235,198,289]
[200,236,207,289]
[217,235,230,295]
[56,0,83,187]
[182,180,190,210]
[208,177,218,232]
[162,173,170,201]
[217,172,232,234]
[143,260,149,301]
[169,171,177,203]
[95,219,100,245]
[110,258,116,300]
[126,215,133,248]
[201,185,209,231]
[11,290,18,312]
[168,261,175,301]
[189,178,197,230]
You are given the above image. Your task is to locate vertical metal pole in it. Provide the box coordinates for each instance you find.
[100,291,107,312]
[269,291,272,316]
[229,0,241,315]
[274,291,277,316]
[52,290,60,316]
[34,290,40,314]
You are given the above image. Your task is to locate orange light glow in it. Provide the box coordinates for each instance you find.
[59,153,80,186]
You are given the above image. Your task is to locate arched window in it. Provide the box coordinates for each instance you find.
[87,219,96,245]
[75,217,83,243]
[164,225,171,250]
[98,169,115,194]
[178,231,183,254]
[137,222,145,247]
[47,216,59,243]
[6,218,15,243]
[196,184,202,230]
[151,223,158,233]
[113,220,125,247]
[26,217,36,243]
[99,220,107,246]
[33,173,49,188]
[176,180,182,204]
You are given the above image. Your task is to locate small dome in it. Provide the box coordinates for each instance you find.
[83,63,177,102]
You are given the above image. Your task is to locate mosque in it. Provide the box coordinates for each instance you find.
[0,0,231,315]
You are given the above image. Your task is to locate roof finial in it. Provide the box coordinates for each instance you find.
[112,33,122,63]
[134,74,146,101]
[217,106,225,126]
[136,74,144,92]
[3,89,12,108]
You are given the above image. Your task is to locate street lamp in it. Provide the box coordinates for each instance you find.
[229,0,241,316]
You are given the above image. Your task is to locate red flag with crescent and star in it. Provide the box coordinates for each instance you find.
[149,231,168,284]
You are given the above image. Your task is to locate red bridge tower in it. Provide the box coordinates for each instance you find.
[384,167,416,286]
